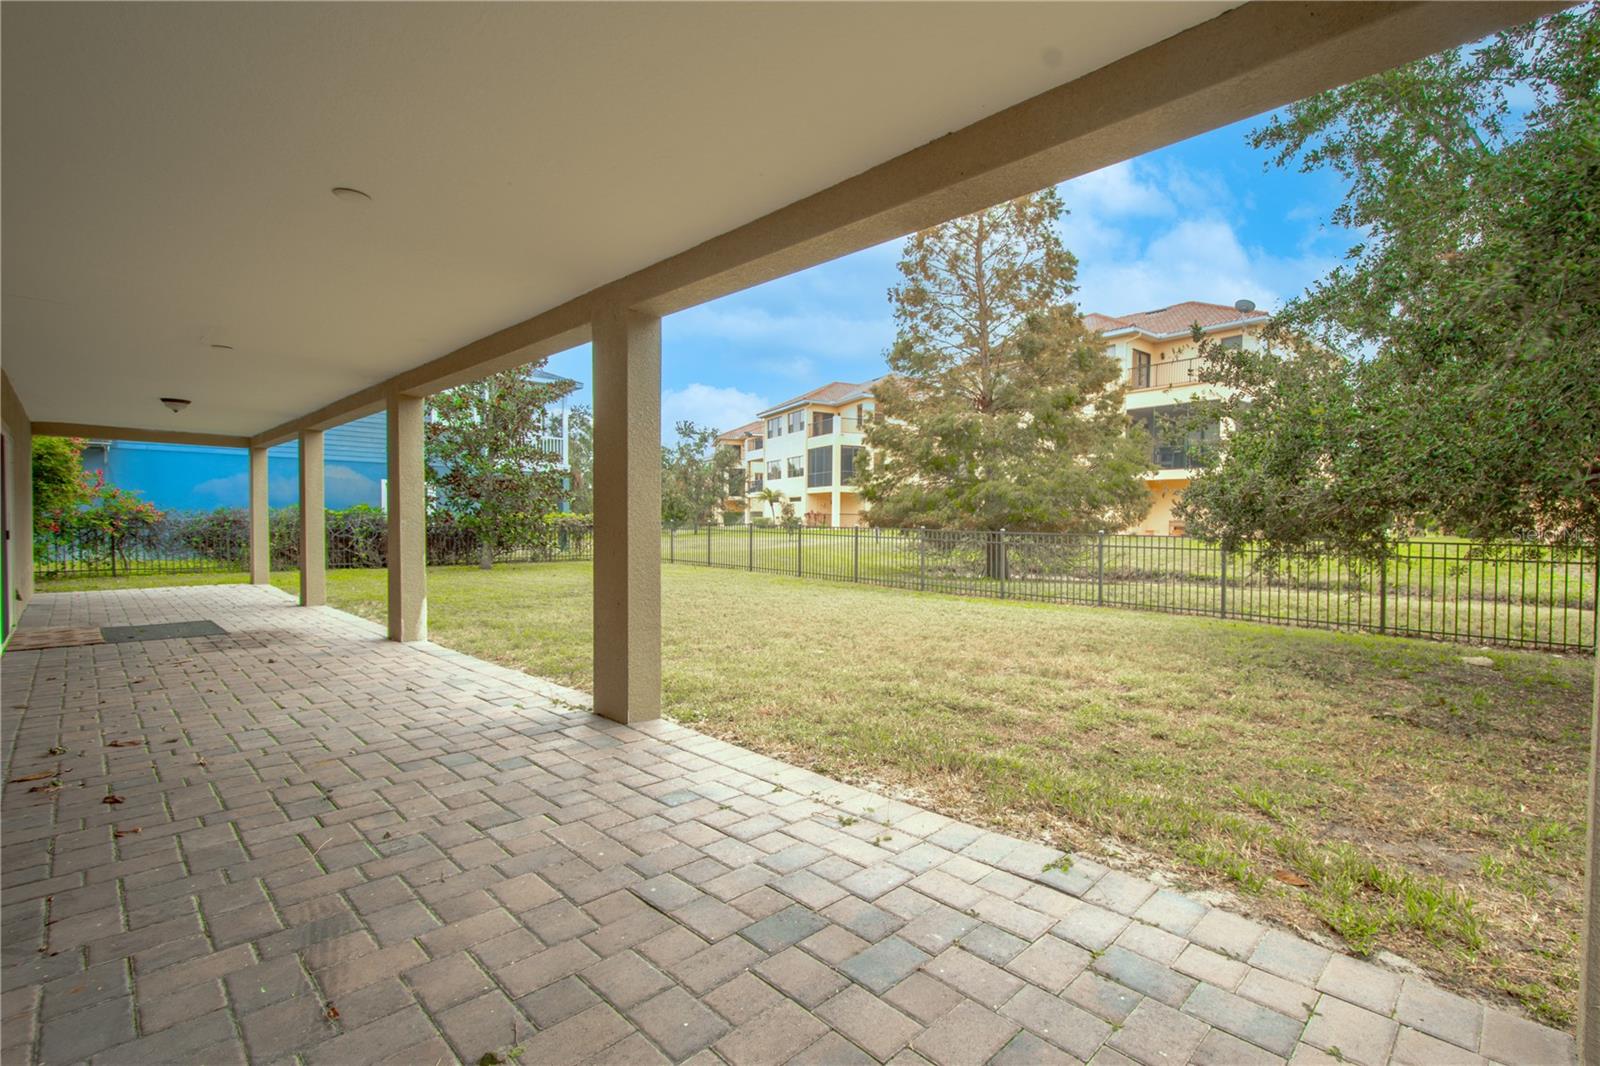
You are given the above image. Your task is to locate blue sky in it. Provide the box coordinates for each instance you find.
[543,110,1356,441]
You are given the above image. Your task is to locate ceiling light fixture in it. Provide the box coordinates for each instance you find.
[160,397,191,413]
[331,186,371,203]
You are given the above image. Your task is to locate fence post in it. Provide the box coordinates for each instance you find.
[707,524,713,566]
[998,530,1007,599]
[748,521,754,572]
[1096,531,1105,607]
[796,526,803,578]
[669,526,675,564]
[919,527,927,592]
[1219,545,1227,619]
[1378,539,1388,634]
[853,525,860,583]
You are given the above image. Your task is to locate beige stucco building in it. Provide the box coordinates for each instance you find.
[717,301,1266,534]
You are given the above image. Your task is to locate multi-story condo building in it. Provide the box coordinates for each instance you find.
[717,300,1266,533]
[1084,300,1267,535]
[717,381,876,527]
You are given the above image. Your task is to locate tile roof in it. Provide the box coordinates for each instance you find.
[716,419,765,443]
[1086,300,1268,338]
[758,379,876,417]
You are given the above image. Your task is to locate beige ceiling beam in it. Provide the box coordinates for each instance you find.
[31,422,252,449]
[250,1,1554,449]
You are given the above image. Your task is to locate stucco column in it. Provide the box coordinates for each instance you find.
[831,444,842,527]
[248,445,270,583]
[1581,643,1599,1063]
[298,429,326,606]
[591,306,661,724]
[386,393,427,642]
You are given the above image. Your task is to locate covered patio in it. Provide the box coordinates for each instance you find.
[2,2,1593,1062]
[1,585,1577,1064]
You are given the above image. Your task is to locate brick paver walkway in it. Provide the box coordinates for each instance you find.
[0,585,1576,1065]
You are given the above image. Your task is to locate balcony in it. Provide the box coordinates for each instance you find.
[1128,356,1202,391]
[809,415,867,437]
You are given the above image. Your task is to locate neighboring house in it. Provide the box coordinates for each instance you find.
[718,382,877,527]
[716,301,1266,534]
[1085,300,1268,535]
[82,368,576,513]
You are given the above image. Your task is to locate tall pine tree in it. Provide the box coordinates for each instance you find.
[858,189,1151,566]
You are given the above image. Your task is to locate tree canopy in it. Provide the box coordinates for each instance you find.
[858,189,1152,534]
[1181,5,1600,554]
[425,367,578,568]
[661,421,741,528]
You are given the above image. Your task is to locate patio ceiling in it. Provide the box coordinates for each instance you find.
[1,3,1551,442]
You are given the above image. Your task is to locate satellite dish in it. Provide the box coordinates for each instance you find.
[1234,299,1257,313]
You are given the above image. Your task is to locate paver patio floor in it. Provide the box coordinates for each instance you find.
[0,585,1576,1065]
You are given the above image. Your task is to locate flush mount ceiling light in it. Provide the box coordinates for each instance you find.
[331,186,371,203]
[160,397,191,413]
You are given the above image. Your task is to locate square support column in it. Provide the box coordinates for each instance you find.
[298,429,326,606]
[591,307,661,724]
[386,393,427,642]
[248,445,270,584]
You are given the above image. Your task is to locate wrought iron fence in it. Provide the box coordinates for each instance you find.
[35,509,593,578]
[665,525,1597,653]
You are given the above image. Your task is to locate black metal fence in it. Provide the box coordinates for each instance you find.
[35,509,592,578]
[664,525,1598,653]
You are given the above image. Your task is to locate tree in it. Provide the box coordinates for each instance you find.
[425,366,578,569]
[661,421,740,529]
[566,403,594,515]
[858,188,1153,574]
[1181,5,1600,556]
[31,436,88,538]
[756,486,786,523]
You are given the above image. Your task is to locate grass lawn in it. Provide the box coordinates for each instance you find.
[37,561,1593,1026]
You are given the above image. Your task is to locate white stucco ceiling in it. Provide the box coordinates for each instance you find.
[2,2,1234,436]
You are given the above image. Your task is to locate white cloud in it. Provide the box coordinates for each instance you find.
[1054,159,1340,319]
[1060,160,1174,219]
[661,383,771,442]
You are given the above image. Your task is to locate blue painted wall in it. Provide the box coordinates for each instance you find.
[83,412,387,512]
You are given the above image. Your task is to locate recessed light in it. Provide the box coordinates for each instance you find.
[331,186,372,203]
[160,397,191,413]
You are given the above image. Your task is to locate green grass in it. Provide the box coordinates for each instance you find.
[37,560,1593,1026]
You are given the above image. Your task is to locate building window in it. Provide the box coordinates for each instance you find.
[747,436,763,453]
[786,456,804,479]
[807,447,833,488]
[1132,349,1152,388]
[768,461,782,480]
[767,416,783,438]
[787,410,805,434]
[811,412,834,436]
[1219,334,1244,350]
[839,446,860,485]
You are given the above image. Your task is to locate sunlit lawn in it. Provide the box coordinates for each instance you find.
[38,560,1593,1026]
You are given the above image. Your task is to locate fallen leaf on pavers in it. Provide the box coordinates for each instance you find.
[28,781,61,793]
[46,746,67,756]
[107,740,143,748]
[101,795,125,805]
[11,770,59,783]
[325,1005,339,1020]
[1271,869,1312,887]
[478,1055,503,1066]
[114,828,142,838]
